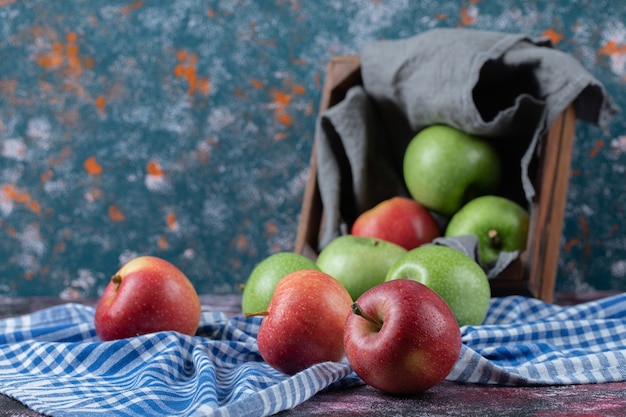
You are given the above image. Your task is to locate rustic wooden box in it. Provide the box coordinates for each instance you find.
[294,55,576,303]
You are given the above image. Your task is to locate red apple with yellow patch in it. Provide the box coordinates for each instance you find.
[94,256,202,341]
[351,196,441,251]
[251,269,352,375]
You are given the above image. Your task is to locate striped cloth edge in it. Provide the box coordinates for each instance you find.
[1,293,626,416]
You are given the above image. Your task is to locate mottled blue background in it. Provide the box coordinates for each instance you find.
[0,0,625,299]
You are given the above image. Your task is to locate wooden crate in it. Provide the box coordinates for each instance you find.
[294,55,577,303]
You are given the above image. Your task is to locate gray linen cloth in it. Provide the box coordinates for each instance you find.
[315,28,619,277]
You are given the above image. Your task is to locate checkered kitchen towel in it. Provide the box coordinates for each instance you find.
[2,294,626,416]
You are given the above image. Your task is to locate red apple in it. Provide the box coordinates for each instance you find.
[94,256,202,341]
[351,196,441,250]
[344,279,461,395]
[251,269,352,375]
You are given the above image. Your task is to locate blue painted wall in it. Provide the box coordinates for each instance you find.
[0,1,625,298]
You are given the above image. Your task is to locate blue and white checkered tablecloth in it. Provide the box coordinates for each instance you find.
[2,293,626,416]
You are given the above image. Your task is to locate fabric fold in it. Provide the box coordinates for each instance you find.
[2,294,626,415]
[449,294,626,385]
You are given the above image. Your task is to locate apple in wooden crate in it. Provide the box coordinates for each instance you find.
[445,195,530,265]
[351,196,441,250]
[403,125,502,216]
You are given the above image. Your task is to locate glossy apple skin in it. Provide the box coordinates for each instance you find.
[445,195,530,265]
[256,269,353,375]
[344,279,462,395]
[316,235,407,301]
[351,196,441,250]
[386,245,490,327]
[94,256,202,341]
[403,125,501,216]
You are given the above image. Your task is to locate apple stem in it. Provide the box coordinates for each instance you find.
[351,302,383,330]
[488,229,503,250]
[111,274,122,291]
[244,310,270,319]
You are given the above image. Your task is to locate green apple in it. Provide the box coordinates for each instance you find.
[403,125,502,216]
[445,195,530,265]
[241,252,319,314]
[385,245,490,326]
[316,235,407,300]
